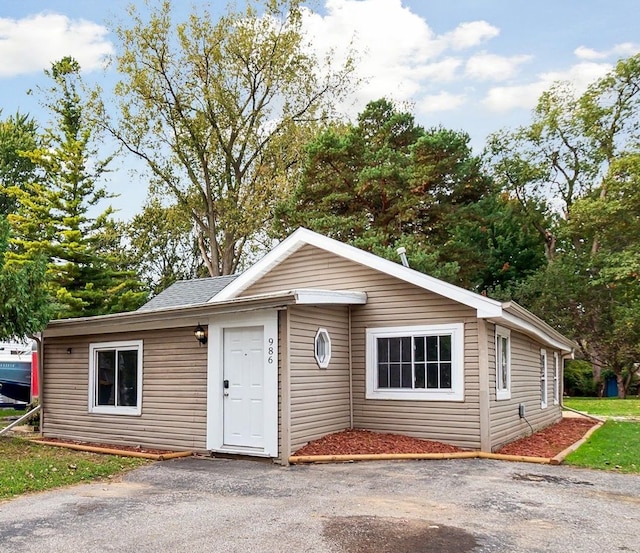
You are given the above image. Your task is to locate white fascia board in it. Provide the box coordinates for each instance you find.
[492,310,574,352]
[211,231,308,302]
[213,228,503,317]
[293,289,367,305]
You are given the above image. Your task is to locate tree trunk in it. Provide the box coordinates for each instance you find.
[616,372,627,399]
[589,353,605,397]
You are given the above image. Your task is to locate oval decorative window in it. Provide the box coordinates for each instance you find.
[314,328,331,368]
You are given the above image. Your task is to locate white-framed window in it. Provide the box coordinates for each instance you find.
[540,348,548,409]
[89,340,143,415]
[495,325,511,401]
[366,324,464,401]
[314,328,331,369]
[553,352,560,405]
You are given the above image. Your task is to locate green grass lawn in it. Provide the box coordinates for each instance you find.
[0,408,23,429]
[0,437,150,501]
[564,421,640,473]
[563,397,640,417]
[0,407,26,418]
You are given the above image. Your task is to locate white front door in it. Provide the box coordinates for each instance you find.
[206,310,278,458]
[223,326,264,449]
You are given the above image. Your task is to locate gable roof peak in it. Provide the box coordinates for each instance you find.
[213,227,503,317]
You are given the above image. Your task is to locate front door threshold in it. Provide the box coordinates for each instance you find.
[213,445,274,458]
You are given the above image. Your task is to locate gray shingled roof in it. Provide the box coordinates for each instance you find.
[138,275,239,311]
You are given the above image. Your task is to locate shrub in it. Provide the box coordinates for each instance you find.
[564,360,596,397]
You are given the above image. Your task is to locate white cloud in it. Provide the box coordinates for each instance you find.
[302,0,500,114]
[574,46,607,60]
[417,91,466,113]
[465,52,532,81]
[442,21,499,51]
[0,13,113,78]
[575,42,640,60]
[416,58,463,83]
[483,61,612,112]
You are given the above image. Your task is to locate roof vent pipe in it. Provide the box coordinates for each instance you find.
[397,247,410,268]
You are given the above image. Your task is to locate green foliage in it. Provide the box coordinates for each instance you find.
[125,199,204,296]
[0,217,51,339]
[489,55,640,396]
[0,408,26,419]
[564,421,640,473]
[0,111,38,217]
[275,98,543,290]
[0,437,150,500]
[6,57,147,318]
[108,0,355,275]
[443,193,547,293]
[25,397,40,428]
[564,360,597,397]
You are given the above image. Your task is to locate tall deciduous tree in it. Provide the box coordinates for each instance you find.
[107,0,355,276]
[487,55,640,261]
[7,57,147,318]
[126,199,204,296]
[487,55,640,395]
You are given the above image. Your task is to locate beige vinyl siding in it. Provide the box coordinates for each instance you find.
[277,309,289,462]
[287,305,351,454]
[351,317,481,450]
[243,245,482,450]
[488,324,562,450]
[42,327,208,452]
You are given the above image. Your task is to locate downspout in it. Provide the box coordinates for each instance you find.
[559,351,574,409]
[477,319,491,452]
[348,306,353,429]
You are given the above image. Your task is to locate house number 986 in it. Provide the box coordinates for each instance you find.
[268,337,274,363]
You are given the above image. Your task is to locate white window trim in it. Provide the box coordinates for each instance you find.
[88,340,143,416]
[314,328,332,369]
[540,348,548,409]
[553,352,560,405]
[366,323,464,401]
[495,325,511,401]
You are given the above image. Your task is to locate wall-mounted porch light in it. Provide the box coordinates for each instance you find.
[194,324,207,345]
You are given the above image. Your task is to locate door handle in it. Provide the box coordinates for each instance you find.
[223,379,229,396]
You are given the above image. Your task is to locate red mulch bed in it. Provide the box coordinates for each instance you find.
[293,418,598,459]
[495,417,597,458]
[293,429,464,457]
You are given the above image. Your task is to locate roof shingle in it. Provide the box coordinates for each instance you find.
[137,275,238,311]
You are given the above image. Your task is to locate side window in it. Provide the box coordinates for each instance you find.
[540,348,548,409]
[553,352,560,405]
[495,326,511,400]
[314,328,331,369]
[89,340,143,415]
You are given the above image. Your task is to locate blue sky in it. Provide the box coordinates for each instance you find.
[1,0,638,220]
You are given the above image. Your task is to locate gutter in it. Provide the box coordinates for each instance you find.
[44,294,299,337]
[497,302,577,352]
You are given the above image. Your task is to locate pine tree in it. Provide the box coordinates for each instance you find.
[7,57,147,318]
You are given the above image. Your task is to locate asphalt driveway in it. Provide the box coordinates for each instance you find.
[0,457,638,552]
